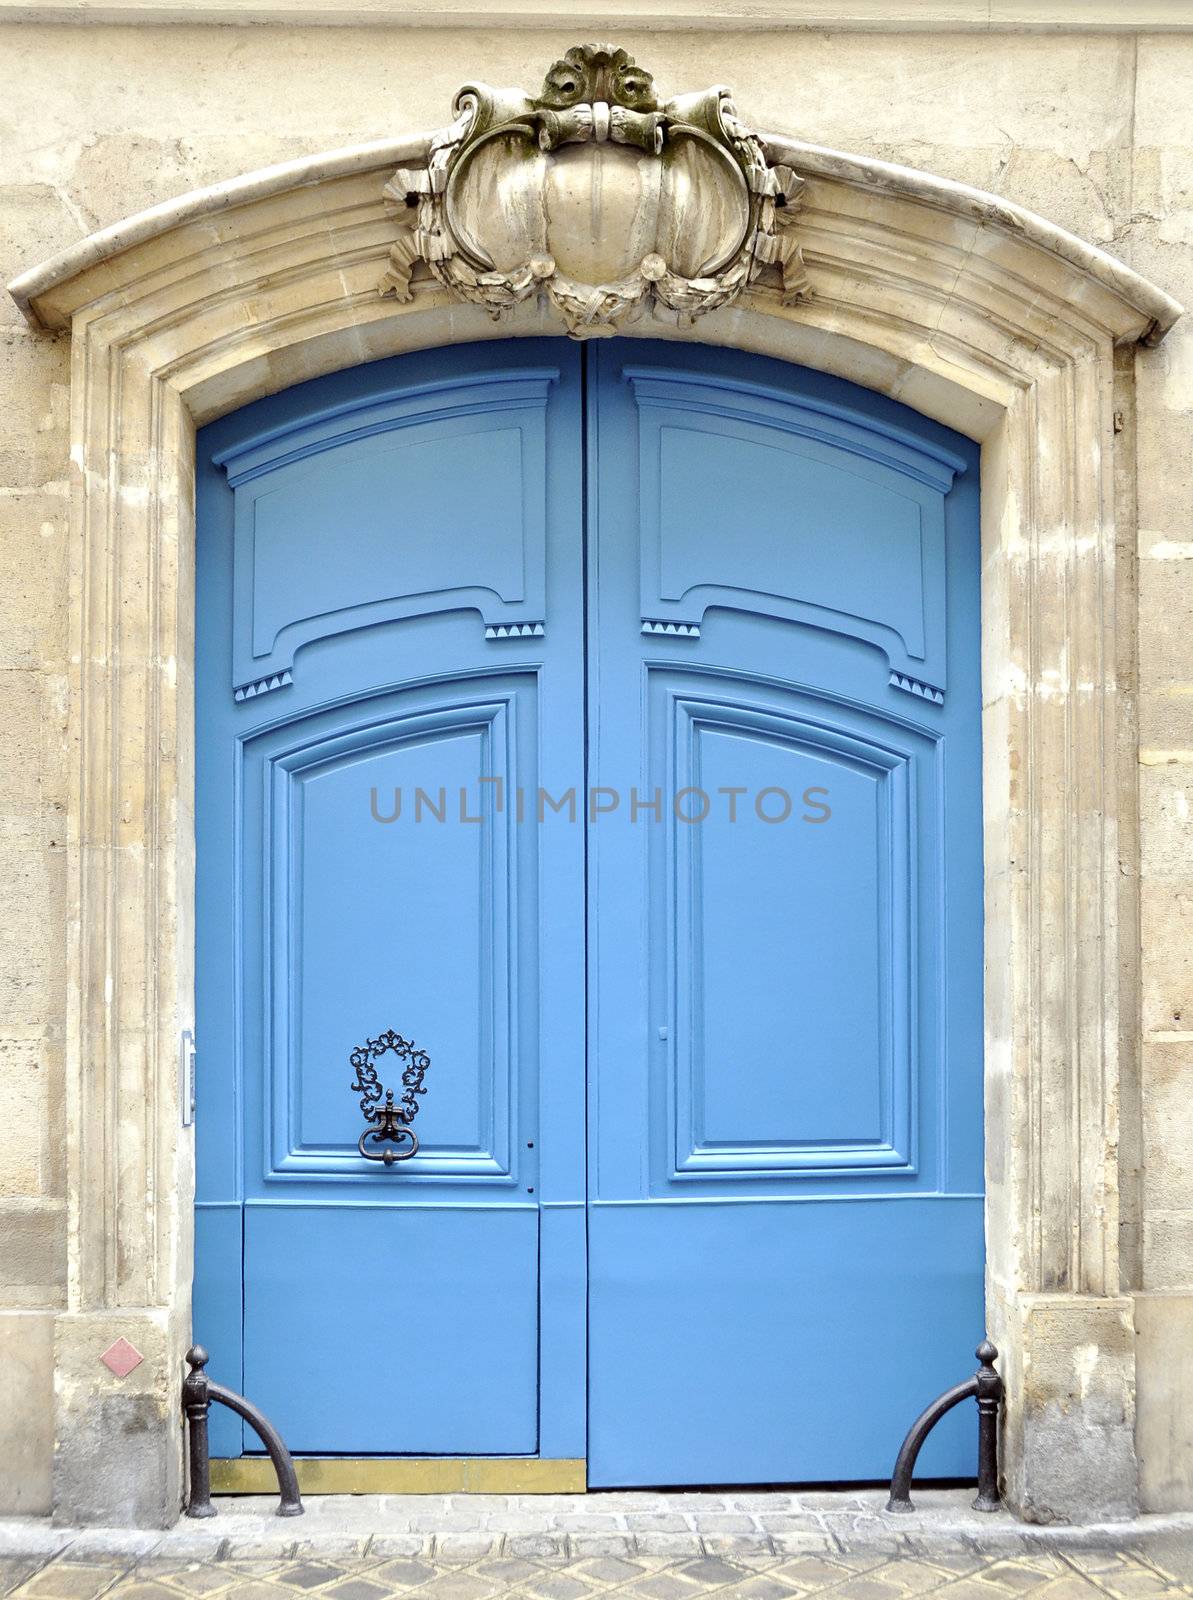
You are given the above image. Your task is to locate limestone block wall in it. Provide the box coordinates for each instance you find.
[1128,33,1193,1516]
[1,11,1191,1518]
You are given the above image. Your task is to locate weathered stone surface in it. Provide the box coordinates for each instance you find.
[0,191,85,331]
[0,1310,53,1513]
[0,830,65,1028]
[1142,1044,1193,1214]
[52,1311,183,1528]
[1012,1296,1138,1524]
[0,1036,53,1199]
[1137,1292,1193,1512]
[1140,692,1193,752]
[0,27,1153,303]
[0,327,70,484]
[1139,557,1193,687]
[1144,1214,1193,1291]
[0,491,68,674]
[1140,763,1193,880]
[0,1199,65,1297]
[1141,898,1193,1039]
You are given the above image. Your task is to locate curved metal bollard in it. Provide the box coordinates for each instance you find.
[183,1346,304,1518]
[886,1340,1003,1514]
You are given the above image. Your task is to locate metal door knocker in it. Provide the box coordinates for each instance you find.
[349,1029,431,1164]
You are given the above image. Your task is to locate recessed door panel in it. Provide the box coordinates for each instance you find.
[658,677,918,1176]
[255,693,521,1177]
[629,368,959,697]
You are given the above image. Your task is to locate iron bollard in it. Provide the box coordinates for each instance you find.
[886,1340,1004,1514]
[183,1346,303,1518]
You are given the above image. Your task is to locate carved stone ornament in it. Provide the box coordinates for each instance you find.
[379,43,810,338]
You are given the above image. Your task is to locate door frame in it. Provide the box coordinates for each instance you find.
[10,121,1178,1524]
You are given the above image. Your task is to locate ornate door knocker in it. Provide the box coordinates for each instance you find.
[349,1029,431,1164]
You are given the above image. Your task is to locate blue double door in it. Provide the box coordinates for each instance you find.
[195,338,983,1484]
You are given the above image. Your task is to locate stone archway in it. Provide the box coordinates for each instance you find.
[8,50,1181,1526]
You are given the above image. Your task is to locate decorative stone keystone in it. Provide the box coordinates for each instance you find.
[380,42,809,337]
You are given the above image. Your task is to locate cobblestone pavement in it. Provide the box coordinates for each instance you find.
[5,1492,1193,1600]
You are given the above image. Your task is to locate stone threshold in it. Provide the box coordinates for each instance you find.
[3,1490,1193,1564]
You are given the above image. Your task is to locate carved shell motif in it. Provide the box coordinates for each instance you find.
[379,43,810,338]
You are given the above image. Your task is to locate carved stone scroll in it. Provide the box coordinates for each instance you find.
[379,43,809,337]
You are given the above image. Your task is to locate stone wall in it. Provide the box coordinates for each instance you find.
[1127,31,1193,1515]
[1,15,1191,1518]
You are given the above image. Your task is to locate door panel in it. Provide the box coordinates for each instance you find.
[629,367,951,695]
[245,1205,539,1453]
[587,1198,984,1485]
[242,685,537,1447]
[586,341,983,1485]
[660,674,918,1176]
[195,343,587,1459]
[248,685,523,1180]
[219,369,557,696]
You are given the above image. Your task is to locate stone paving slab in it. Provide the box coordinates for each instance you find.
[4,1493,1193,1600]
[2,1543,1193,1600]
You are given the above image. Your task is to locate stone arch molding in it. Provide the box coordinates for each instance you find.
[8,43,1182,1529]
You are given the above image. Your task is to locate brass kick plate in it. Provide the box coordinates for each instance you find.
[210,1458,586,1494]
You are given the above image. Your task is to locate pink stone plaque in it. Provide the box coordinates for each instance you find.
[100,1337,144,1378]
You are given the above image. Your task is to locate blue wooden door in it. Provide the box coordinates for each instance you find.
[195,338,982,1478]
[585,342,983,1485]
[195,343,588,1458]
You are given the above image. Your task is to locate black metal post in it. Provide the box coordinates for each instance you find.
[182,1346,216,1519]
[182,1345,304,1518]
[973,1339,1003,1512]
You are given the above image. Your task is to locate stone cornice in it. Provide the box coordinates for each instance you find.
[3,0,1193,27]
[8,131,1183,344]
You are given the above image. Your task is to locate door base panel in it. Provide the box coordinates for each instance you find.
[587,1198,984,1487]
[210,1458,587,1494]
